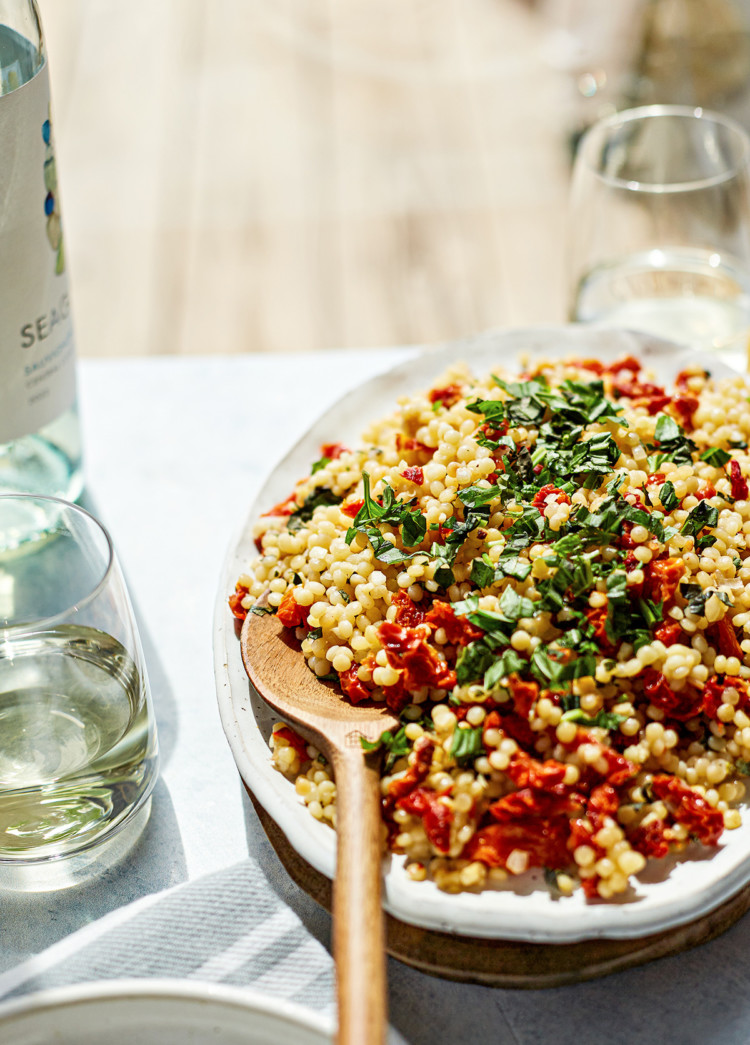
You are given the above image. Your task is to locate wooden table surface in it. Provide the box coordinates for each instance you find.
[37,0,592,359]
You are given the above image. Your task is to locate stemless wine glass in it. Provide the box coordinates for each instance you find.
[568,104,750,369]
[0,495,158,881]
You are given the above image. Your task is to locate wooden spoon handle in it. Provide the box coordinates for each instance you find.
[330,746,388,1045]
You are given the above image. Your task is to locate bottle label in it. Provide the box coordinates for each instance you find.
[0,59,76,444]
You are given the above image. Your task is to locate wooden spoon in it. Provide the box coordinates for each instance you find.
[240,597,398,1045]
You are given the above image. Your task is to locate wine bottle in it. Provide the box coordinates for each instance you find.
[0,0,82,505]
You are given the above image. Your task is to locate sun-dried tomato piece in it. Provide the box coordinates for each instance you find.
[618,522,637,551]
[261,493,297,517]
[531,484,571,514]
[387,736,435,802]
[613,375,670,414]
[428,384,463,408]
[651,775,724,845]
[643,558,685,604]
[606,355,641,374]
[675,367,709,392]
[274,725,310,762]
[506,749,568,790]
[567,817,605,898]
[396,434,432,454]
[729,459,749,501]
[628,817,670,859]
[673,395,699,430]
[424,601,483,647]
[488,787,580,822]
[641,667,702,721]
[378,620,456,693]
[499,711,538,750]
[623,551,638,572]
[585,605,616,655]
[498,674,537,720]
[709,617,744,661]
[397,787,452,852]
[277,589,309,629]
[320,442,349,459]
[229,583,249,621]
[653,620,683,646]
[479,420,509,440]
[587,783,619,821]
[401,466,424,485]
[341,498,364,518]
[561,729,637,787]
[482,709,501,740]
[381,676,410,714]
[694,484,716,502]
[702,674,750,718]
[564,357,604,375]
[390,590,427,628]
[339,665,372,705]
[464,818,570,871]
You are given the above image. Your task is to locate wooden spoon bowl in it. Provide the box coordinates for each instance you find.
[240,597,399,1045]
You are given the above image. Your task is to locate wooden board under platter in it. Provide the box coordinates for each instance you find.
[247,788,750,989]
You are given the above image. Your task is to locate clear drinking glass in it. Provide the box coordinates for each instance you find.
[568,104,750,369]
[0,495,158,873]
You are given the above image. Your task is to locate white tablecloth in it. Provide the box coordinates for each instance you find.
[3,348,750,1045]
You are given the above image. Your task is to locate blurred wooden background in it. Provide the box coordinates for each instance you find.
[37,0,699,358]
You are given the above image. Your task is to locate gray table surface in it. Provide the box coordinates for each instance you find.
[4,347,750,1045]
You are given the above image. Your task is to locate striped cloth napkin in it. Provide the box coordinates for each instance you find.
[0,859,336,1016]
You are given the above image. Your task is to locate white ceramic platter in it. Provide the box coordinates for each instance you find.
[214,325,750,943]
[0,980,333,1044]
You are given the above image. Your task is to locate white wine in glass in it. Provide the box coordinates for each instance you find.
[569,105,750,370]
[0,496,158,876]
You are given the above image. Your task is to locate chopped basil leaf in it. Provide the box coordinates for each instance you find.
[360,725,412,772]
[700,447,732,467]
[560,709,628,730]
[638,598,663,626]
[311,455,331,474]
[458,484,499,508]
[659,480,678,512]
[456,641,496,685]
[450,726,486,765]
[470,557,496,589]
[498,584,536,621]
[679,583,731,617]
[346,472,427,561]
[484,648,527,689]
[530,646,596,686]
[650,413,698,464]
[680,500,719,538]
[466,397,507,422]
[287,487,341,530]
[495,553,533,582]
[250,604,275,616]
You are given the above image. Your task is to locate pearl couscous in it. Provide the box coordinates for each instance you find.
[231,352,750,900]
